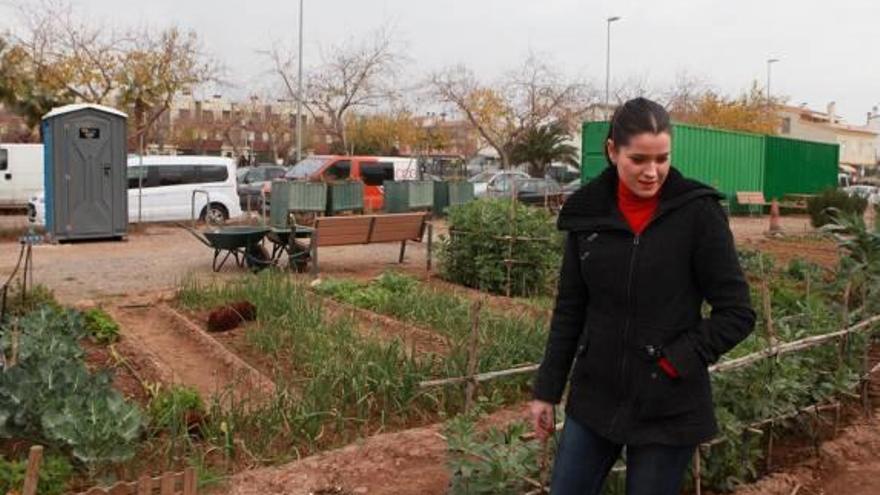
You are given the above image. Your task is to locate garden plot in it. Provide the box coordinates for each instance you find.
[108,300,275,401]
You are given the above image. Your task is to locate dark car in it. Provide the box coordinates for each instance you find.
[513,177,564,211]
[237,164,287,210]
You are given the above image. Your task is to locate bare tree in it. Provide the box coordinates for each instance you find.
[266,26,404,153]
[432,56,593,168]
[612,73,656,104]
[662,70,709,119]
[0,0,216,139]
[117,26,217,144]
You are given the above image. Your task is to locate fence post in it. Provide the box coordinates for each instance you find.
[160,472,176,495]
[692,447,702,495]
[464,299,483,412]
[22,445,43,495]
[136,474,151,495]
[183,467,197,495]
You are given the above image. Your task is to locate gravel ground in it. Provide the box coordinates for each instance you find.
[0,213,814,304]
[0,220,434,304]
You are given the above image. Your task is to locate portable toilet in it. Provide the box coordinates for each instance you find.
[41,104,128,241]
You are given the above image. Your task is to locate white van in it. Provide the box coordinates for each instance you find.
[30,155,242,225]
[0,144,43,209]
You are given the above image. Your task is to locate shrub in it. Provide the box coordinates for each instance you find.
[149,385,205,433]
[806,188,867,228]
[439,199,562,297]
[0,453,73,495]
[82,308,120,344]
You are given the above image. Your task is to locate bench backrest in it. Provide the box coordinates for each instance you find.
[736,191,766,205]
[370,213,426,243]
[314,216,373,246]
[314,213,426,247]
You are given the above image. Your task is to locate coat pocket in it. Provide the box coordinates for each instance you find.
[634,358,702,421]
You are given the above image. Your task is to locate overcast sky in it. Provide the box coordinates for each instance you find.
[2,0,877,123]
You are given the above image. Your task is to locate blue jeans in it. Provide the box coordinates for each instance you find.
[550,418,694,495]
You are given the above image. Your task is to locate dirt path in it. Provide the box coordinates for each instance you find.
[224,404,527,495]
[107,298,275,401]
[731,410,880,495]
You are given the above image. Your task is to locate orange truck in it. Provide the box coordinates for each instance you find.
[282,155,419,210]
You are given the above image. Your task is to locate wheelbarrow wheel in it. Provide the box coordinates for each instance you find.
[245,244,272,272]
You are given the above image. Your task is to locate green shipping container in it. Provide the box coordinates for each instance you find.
[581,121,610,180]
[326,181,364,215]
[581,121,766,199]
[582,121,839,202]
[763,136,838,201]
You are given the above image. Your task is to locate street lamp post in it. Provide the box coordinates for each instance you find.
[295,0,304,162]
[766,58,780,106]
[605,16,622,112]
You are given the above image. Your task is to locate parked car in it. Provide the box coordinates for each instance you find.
[237,164,287,209]
[29,155,243,225]
[843,185,880,206]
[468,170,530,198]
[0,143,43,209]
[513,177,564,210]
[284,155,419,210]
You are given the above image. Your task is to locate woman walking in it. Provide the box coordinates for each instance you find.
[530,98,756,495]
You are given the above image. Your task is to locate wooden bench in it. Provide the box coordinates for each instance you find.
[304,212,432,276]
[735,191,768,216]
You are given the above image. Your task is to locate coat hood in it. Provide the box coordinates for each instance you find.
[558,166,723,232]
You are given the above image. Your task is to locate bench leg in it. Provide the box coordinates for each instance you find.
[399,240,407,264]
[310,231,319,279]
[426,223,433,272]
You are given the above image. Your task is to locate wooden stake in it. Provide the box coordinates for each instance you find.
[136,474,151,495]
[464,299,482,412]
[22,445,43,495]
[692,448,702,495]
[183,467,197,495]
[760,255,775,344]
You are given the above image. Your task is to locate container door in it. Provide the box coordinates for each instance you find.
[63,116,115,236]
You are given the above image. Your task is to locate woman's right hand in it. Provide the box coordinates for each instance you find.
[529,400,556,441]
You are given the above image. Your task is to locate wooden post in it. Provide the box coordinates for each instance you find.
[464,299,483,412]
[22,445,43,495]
[183,467,197,495]
[136,474,152,495]
[692,448,702,495]
[760,255,775,344]
[160,472,176,495]
[839,281,852,368]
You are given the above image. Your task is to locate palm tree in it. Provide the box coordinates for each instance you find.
[510,122,579,178]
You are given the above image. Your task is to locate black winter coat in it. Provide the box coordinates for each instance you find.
[533,166,756,446]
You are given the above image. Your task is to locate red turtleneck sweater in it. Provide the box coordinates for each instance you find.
[616,180,679,378]
[617,180,659,235]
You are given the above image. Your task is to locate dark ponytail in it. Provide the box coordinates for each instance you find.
[604,97,671,166]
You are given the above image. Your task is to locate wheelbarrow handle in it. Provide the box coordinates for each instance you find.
[175,222,213,248]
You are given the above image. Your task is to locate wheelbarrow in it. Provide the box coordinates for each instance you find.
[181,225,272,272]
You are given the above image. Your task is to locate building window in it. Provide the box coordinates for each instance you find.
[781,117,791,134]
[202,110,213,122]
[178,109,191,120]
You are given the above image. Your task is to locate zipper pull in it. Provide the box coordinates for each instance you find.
[633,235,640,246]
